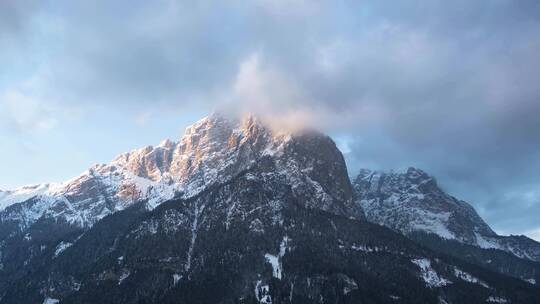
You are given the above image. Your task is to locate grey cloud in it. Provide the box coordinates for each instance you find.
[0,0,35,38]
[0,0,40,65]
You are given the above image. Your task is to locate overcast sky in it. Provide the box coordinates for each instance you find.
[1,0,540,241]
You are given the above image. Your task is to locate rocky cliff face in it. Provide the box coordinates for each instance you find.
[353,167,540,262]
[0,114,362,232]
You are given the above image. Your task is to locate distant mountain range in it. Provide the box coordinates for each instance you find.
[0,114,538,303]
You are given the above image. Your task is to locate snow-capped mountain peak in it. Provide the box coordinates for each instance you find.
[0,113,362,231]
[354,167,540,262]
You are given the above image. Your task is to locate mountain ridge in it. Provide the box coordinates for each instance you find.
[0,113,362,228]
[3,162,539,303]
[353,167,540,262]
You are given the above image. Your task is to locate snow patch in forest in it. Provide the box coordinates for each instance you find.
[453,267,489,288]
[255,280,272,304]
[411,258,450,288]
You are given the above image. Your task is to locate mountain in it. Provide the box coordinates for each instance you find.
[0,114,539,303]
[2,159,539,304]
[353,167,540,282]
[0,114,362,231]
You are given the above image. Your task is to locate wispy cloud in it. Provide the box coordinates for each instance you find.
[0,90,57,134]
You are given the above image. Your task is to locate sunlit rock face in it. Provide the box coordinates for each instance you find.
[0,113,362,230]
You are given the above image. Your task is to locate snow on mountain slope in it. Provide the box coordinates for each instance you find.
[0,113,361,231]
[353,167,540,262]
[0,184,53,211]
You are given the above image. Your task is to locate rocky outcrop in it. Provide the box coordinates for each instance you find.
[353,167,540,262]
[0,113,362,231]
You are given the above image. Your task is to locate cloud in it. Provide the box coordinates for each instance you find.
[232,53,304,113]
[221,52,318,131]
[0,90,57,134]
[0,0,37,40]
